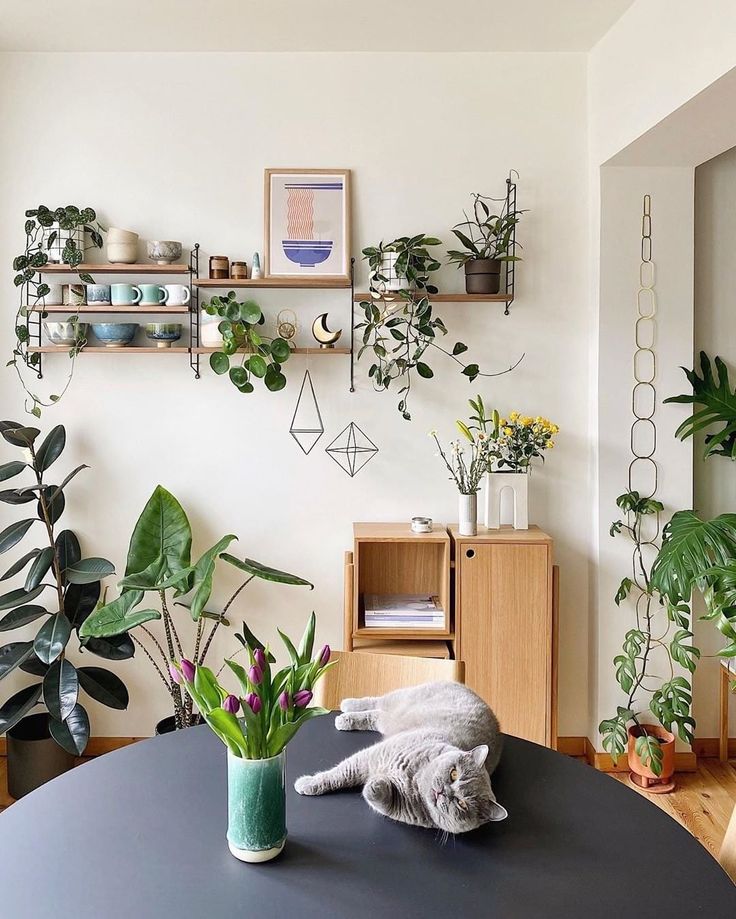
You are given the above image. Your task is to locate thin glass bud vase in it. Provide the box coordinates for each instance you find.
[227,750,287,863]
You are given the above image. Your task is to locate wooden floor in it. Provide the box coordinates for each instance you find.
[0,753,734,861]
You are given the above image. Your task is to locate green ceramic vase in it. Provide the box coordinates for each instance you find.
[227,750,287,863]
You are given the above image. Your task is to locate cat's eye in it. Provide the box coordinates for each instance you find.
[450,768,459,782]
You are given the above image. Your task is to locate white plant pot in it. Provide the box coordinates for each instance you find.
[200,317,224,348]
[484,471,529,530]
[458,493,478,536]
[42,224,85,264]
[376,253,409,292]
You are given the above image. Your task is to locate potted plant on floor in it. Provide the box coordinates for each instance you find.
[175,614,332,863]
[79,485,313,733]
[0,420,131,797]
[447,191,524,294]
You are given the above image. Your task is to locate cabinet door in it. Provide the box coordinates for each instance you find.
[457,542,551,746]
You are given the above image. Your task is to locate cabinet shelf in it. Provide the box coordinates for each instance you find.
[36,263,190,274]
[194,277,351,289]
[27,305,191,314]
[28,346,186,354]
[192,346,349,355]
[353,292,512,303]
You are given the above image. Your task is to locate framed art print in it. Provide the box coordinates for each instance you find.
[264,169,351,281]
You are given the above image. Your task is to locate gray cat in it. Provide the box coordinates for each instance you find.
[294,681,507,833]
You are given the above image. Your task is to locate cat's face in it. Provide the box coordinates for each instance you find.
[418,745,507,833]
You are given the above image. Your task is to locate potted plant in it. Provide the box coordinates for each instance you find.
[599,490,699,792]
[203,293,292,393]
[447,191,524,294]
[79,485,312,733]
[175,615,332,863]
[11,205,105,417]
[357,240,523,421]
[0,421,131,797]
[430,422,492,536]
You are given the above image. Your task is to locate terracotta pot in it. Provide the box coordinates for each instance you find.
[627,724,675,785]
[464,258,501,294]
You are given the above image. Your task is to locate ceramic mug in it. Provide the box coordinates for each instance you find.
[43,283,64,306]
[63,284,86,306]
[110,283,142,306]
[138,284,166,306]
[86,284,111,304]
[161,284,191,307]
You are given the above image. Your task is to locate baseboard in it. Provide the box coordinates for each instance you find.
[556,736,586,756]
[0,737,143,757]
[581,736,698,773]
[692,737,736,759]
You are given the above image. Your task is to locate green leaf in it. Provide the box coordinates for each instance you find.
[239,300,262,324]
[664,353,736,459]
[0,641,35,679]
[462,363,480,379]
[268,707,330,756]
[43,658,78,721]
[24,546,55,591]
[247,354,267,378]
[452,342,468,356]
[1,549,40,581]
[77,666,129,710]
[78,590,157,639]
[229,366,248,388]
[125,485,192,585]
[0,683,43,734]
[670,629,701,673]
[634,733,664,776]
[220,554,313,588]
[416,362,433,379]
[65,557,115,585]
[297,611,316,664]
[0,461,26,482]
[204,707,248,757]
[614,653,636,693]
[82,633,135,661]
[37,485,65,525]
[0,604,47,631]
[34,425,66,471]
[264,366,286,392]
[0,424,40,448]
[0,519,36,555]
[64,581,101,628]
[34,613,72,664]
[209,351,230,375]
[188,535,238,621]
[55,530,81,576]
[614,577,633,606]
[49,703,89,755]
[278,628,300,667]
[0,584,45,610]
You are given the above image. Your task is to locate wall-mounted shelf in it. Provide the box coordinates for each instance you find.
[28,346,186,354]
[37,263,190,274]
[194,277,350,289]
[353,292,512,303]
[192,346,349,355]
[27,305,191,314]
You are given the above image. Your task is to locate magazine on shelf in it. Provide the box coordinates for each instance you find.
[363,594,444,629]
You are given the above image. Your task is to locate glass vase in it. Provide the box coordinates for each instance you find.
[227,750,287,863]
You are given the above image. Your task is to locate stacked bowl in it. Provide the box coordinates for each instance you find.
[106,228,139,264]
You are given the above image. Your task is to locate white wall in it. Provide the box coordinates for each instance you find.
[693,147,736,736]
[0,52,591,736]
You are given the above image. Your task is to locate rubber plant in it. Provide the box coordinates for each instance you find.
[79,486,313,730]
[599,490,699,776]
[0,421,131,757]
[203,293,291,393]
[357,235,523,420]
[11,205,105,417]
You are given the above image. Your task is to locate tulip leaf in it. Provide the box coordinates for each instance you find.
[34,613,72,664]
[49,703,90,755]
[0,682,43,733]
[43,658,78,721]
[297,611,316,664]
[219,554,313,588]
[268,707,330,756]
[0,641,35,679]
[64,557,115,585]
[77,666,129,710]
[204,707,248,757]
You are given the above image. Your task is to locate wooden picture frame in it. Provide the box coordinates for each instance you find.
[264,168,351,282]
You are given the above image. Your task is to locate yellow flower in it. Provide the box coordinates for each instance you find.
[521,416,533,426]
[509,411,519,421]
[548,440,555,448]
[503,427,513,436]
[499,418,507,426]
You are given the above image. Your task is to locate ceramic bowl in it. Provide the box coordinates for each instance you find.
[43,321,88,347]
[145,323,182,348]
[106,242,138,264]
[90,322,138,348]
[107,227,139,243]
[147,240,183,265]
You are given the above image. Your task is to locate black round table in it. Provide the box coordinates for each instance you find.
[0,718,734,918]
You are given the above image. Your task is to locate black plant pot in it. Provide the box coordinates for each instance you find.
[464,258,501,294]
[155,714,201,735]
[6,713,75,799]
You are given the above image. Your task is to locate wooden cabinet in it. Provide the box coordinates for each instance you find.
[451,526,556,748]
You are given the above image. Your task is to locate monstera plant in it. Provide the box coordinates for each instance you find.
[79,486,313,731]
[0,421,130,762]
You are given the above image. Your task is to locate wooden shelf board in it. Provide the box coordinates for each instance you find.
[353,522,449,542]
[192,346,349,355]
[448,524,552,543]
[194,277,350,289]
[29,346,186,354]
[352,638,451,659]
[353,628,454,640]
[354,292,511,303]
[28,305,190,314]
[37,263,189,274]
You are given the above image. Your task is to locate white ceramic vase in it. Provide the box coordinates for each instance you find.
[484,471,529,530]
[458,493,478,536]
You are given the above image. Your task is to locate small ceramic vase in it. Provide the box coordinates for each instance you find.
[484,471,529,530]
[251,252,263,280]
[459,493,478,537]
[227,751,286,863]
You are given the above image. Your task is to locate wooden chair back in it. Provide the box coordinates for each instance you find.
[720,801,736,883]
[314,650,465,710]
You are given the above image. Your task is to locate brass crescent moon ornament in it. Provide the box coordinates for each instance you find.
[311,313,342,349]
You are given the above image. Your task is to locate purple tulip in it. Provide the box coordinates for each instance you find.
[180,658,195,682]
[294,690,313,708]
[169,663,182,685]
[254,648,267,670]
[245,692,262,714]
[222,694,240,715]
[318,644,331,666]
[278,691,290,711]
[248,664,263,686]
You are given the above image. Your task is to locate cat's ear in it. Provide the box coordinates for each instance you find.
[469,744,489,768]
[487,800,508,822]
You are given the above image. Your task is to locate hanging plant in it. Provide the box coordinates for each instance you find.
[356,235,523,421]
[203,293,291,393]
[10,205,105,417]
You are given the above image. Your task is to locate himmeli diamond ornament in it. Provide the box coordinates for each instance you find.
[325,422,379,477]
[289,370,324,455]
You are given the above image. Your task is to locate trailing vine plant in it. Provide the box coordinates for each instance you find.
[203,293,291,393]
[599,491,699,775]
[11,205,105,417]
[356,235,523,421]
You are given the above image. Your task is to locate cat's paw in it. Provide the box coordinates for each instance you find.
[363,777,394,807]
[334,713,353,731]
[294,774,322,796]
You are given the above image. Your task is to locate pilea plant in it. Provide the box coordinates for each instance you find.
[357,236,523,421]
[203,293,291,393]
[11,205,105,417]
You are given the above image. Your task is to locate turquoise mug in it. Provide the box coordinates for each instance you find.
[139,284,166,306]
[110,284,142,306]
